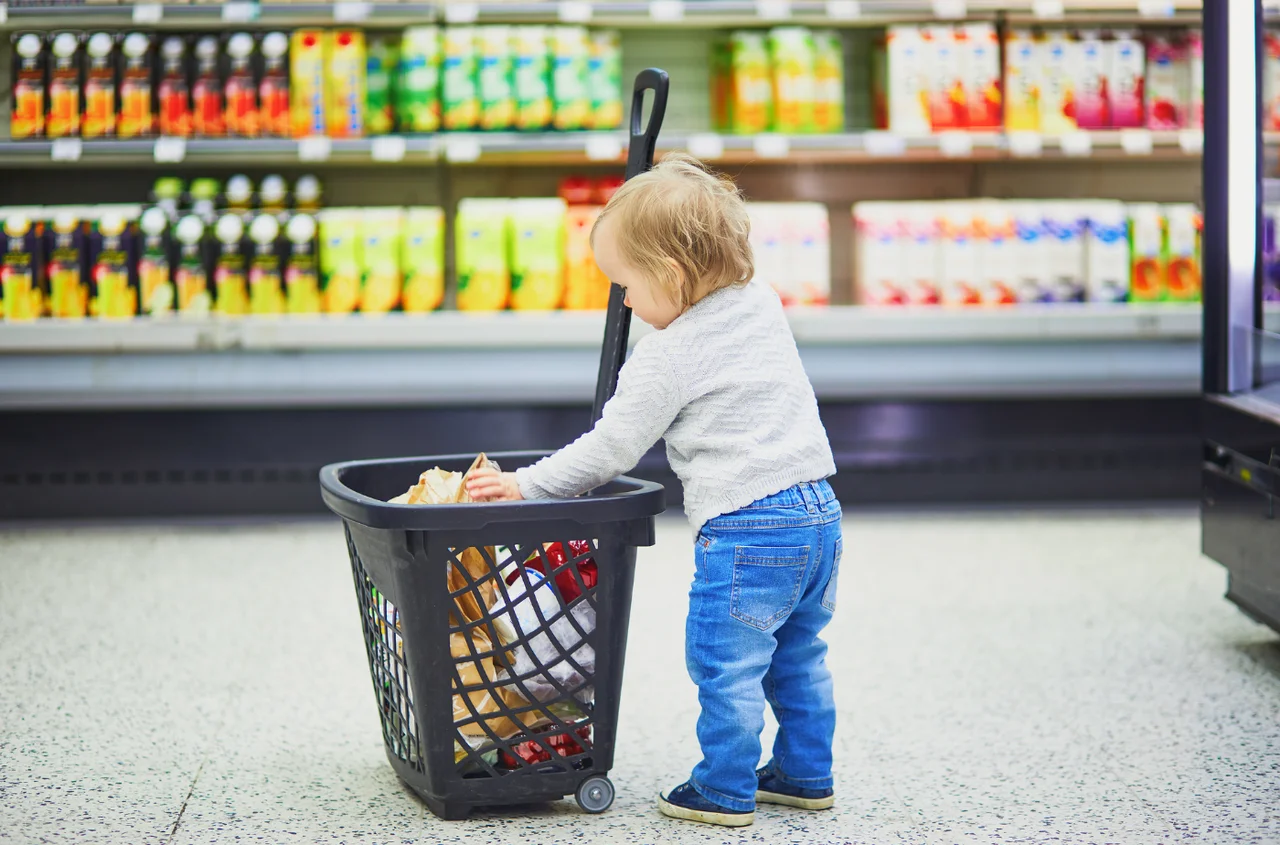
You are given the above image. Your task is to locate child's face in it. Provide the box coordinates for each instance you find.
[593,218,684,330]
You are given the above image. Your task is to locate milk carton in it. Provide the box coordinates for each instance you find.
[1043,202,1086,302]
[1003,29,1041,132]
[1163,203,1201,302]
[882,26,931,135]
[1011,201,1051,303]
[900,202,942,305]
[1075,31,1109,129]
[963,23,1002,131]
[1040,32,1079,135]
[1109,30,1146,129]
[925,25,965,131]
[785,203,830,306]
[1082,201,1130,303]
[749,203,791,304]
[975,200,1017,305]
[938,202,980,306]
[1128,202,1165,302]
[853,202,906,306]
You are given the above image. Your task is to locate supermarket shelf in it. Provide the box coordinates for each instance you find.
[0,3,441,30]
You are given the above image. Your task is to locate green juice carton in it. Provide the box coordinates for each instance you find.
[768,26,817,133]
[455,198,510,312]
[319,208,363,314]
[360,208,404,314]
[812,30,845,133]
[551,26,590,131]
[727,31,772,134]
[478,25,514,130]
[510,198,566,311]
[513,26,552,130]
[397,26,441,133]
[587,29,622,130]
[366,35,399,136]
[442,26,479,130]
[402,206,445,313]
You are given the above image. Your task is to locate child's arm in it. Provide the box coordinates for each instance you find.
[466,341,682,501]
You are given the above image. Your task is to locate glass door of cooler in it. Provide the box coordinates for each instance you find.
[1201,0,1280,631]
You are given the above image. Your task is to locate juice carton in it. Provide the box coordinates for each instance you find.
[510,198,566,311]
[290,30,327,138]
[88,206,141,319]
[551,26,590,131]
[1003,29,1041,132]
[137,206,174,315]
[1146,33,1186,130]
[1082,201,1130,303]
[563,205,608,310]
[784,203,830,306]
[1043,202,1085,302]
[852,202,905,306]
[938,202,980,306]
[213,212,248,316]
[1164,203,1201,302]
[880,26,930,135]
[963,23,1001,131]
[748,203,790,303]
[769,27,817,134]
[1188,29,1203,129]
[284,213,320,314]
[1109,30,1146,129]
[1039,32,1079,136]
[442,26,479,130]
[192,36,224,137]
[366,35,398,135]
[1128,202,1165,302]
[710,37,731,132]
[318,208,363,314]
[402,207,445,313]
[11,33,47,140]
[259,32,290,138]
[47,32,83,139]
[512,26,552,130]
[248,213,285,315]
[1010,201,1050,302]
[327,30,366,138]
[478,26,515,131]
[360,208,404,314]
[811,30,845,134]
[455,198,510,311]
[224,32,258,137]
[82,33,116,140]
[901,203,941,305]
[398,26,441,133]
[1,209,45,320]
[158,36,192,138]
[118,33,154,139]
[726,31,772,134]
[1075,31,1109,130]
[924,26,965,132]
[587,29,623,130]
[173,214,212,316]
[975,200,1017,305]
[45,208,90,318]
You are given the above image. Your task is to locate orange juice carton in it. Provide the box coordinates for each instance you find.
[550,26,590,131]
[1109,30,1145,129]
[360,208,404,314]
[224,32,259,138]
[455,198,511,312]
[1039,32,1079,136]
[137,206,174,315]
[327,30,366,138]
[1163,203,1201,302]
[900,202,941,305]
[962,23,1001,131]
[974,200,1017,305]
[11,33,47,140]
[564,205,608,310]
[1075,30,1108,130]
[748,203,790,303]
[47,32,83,139]
[1145,33,1187,130]
[1,208,46,320]
[118,33,154,139]
[478,25,515,131]
[82,33,117,139]
[402,207,445,313]
[1010,201,1050,302]
[1128,203,1165,302]
[1082,201,1130,303]
[510,198,566,311]
[247,213,285,316]
[442,26,479,130]
[88,205,142,319]
[879,26,931,135]
[290,30,327,138]
[721,30,772,134]
[284,213,321,315]
[318,208,362,314]
[1044,202,1086,302]
[938,201,980,306]
[785,203,830,306]
[768,26,817,134]
[45,207,91,318]
[924,25,965,131]
[811,30,845,133]
[853,202,905,306]
[1003,28,1041,132]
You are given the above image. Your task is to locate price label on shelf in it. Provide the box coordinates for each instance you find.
[1031,0,1064,19]
[132,3,164,24]
[753,134,790,159]
[825,0,861,19]
[1120,128,1154,155]
[153,136,187,163]
[1007,131,1043,157]
[370,135,407,162]
[755,0,791,20]
[558,0,593,22]
[931,0,966,19]
[649,0,684,21]
[1059,131,1093,157]
[50,138,82,162]
[1137,0,1175,18]
[444,2,479,23]
[222,1,258,23]
[686,133,725,160]
[333,1,371,23]
[444,135,482,163]
[864,131,907,157]
[1178,129,1204,154]
[584,134,624,161]
[298,136,332,162]
[937,131,972,158]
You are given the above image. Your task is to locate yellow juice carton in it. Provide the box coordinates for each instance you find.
[1128,203,1165,302]
[512,26,552,130]
[726,31,772,135]
[327,29,366,139]
[455,198,510,311]
[397,26,441,133]
[442,26,479,130]
[290,29,327,138]
[1164,203,1202,302]
[360,208,404,314]
[1,208,45,321]
[478,26,515,131]
[563,205,608,310]
[1039,31,1079,135]
[284,213,321,315]
[1003,29,1041,132]
[811,30,845,134]
[318,208,363,314]
[46,207,90,319]
[587,29,622,130]
[213,212,248,316]
[402,207,445,313]
[510,198,566,311]
[551,26,590,131]
[768,27,816,133]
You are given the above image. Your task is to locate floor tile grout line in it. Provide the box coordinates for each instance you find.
[165,683,242,845]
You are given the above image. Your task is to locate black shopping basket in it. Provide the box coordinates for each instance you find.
[319,69,670,821]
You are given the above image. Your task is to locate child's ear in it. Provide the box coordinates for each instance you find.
[664,257,685,298]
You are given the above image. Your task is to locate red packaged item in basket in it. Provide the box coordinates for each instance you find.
[501,724,592,767]
[507,540,597,603]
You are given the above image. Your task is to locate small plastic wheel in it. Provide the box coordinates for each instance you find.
[575,776,615,814]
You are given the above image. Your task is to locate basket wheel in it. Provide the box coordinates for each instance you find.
[575,775,615,814]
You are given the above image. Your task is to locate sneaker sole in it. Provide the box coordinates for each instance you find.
[755,789,835,810]
[657,795,755,827]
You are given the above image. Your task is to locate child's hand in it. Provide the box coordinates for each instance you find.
[465,467,524,502]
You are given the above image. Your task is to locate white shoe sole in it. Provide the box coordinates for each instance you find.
[657,794,755,827]
[755,789,835,810]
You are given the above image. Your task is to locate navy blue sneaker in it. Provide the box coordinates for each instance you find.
[755,766,835,810]
[657,782,754,827]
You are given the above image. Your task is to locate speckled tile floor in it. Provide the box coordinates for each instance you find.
[1,509,1278,845]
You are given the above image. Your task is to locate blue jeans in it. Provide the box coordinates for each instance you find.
[685,480,842,812]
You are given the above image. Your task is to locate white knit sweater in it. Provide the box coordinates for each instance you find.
[516,279,836,531]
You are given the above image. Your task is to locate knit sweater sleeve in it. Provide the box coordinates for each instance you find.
[516,339,682,500]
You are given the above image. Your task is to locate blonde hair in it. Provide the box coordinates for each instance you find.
[592,152,753,310]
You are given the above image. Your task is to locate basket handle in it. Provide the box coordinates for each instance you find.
[591,68,670,425]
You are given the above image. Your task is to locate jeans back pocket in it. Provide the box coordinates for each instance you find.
[821,536,842,612]
[731,545,810,631]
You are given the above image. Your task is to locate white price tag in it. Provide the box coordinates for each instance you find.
[1137,0,1175,18]
[298,136,332,162]
[153,136,187,163]
[50,138,82,162]
[864,131,907,157]
[753,134,790,159]
[222,1,258,23]
[585,134,624,161]
[825,0,861,19]
[649,0,684,21]
[1120,128,1154,155]
[333,1,371,22]
[932,0,966,19]
[1032,0,1064,18]
[444,2,479,23]
[686,133,725,160]
[132,3,163,24]
[1059,131,1093,157]
[371,135,407,162]
[937,130,973,158]
[558,0,593,22]
[1178,129,1204,154]
[1008,131,1043,157]
[444,135,482,162]
[756,0,791,20]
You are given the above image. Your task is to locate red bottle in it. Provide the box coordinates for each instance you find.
[224,32,258,137]
[157,36,192,137]
[191,36,224,137]
[259,32,290,138]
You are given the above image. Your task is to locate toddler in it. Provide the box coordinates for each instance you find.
[467,154,840,828]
